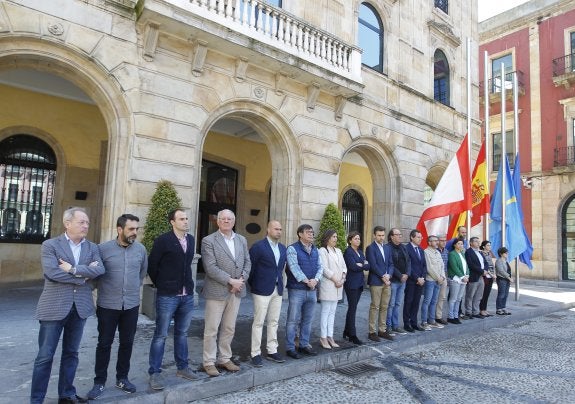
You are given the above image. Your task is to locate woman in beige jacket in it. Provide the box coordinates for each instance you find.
[318,229,346,349]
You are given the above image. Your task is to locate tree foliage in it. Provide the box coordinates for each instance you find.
[142,180,182,253]
[317,203,347,251]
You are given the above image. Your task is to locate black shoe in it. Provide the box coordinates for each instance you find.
[448,318,461,324]
[58,396,88,404]
[266,352,286,363]
[349,336,363,345]
[436,318,448,325]
[404,325,415,333]
[473,314,486,319]
[251,354,263,367]
[86,384,105,400]
[115,378,136,393]
[298,346,318,356]
[286,350,301,359]
[413,325,425,332]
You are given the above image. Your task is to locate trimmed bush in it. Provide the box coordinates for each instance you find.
[142,180,182,253]
[317,202,347,251]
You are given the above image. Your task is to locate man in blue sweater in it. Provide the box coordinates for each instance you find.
[285,224,323,359]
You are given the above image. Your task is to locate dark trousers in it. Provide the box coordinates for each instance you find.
[343,286,362,337]
[94,305,139,384]
[479,276,494,311]
[403,281,423,327]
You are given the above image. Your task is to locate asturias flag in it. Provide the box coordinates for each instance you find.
[489,154,527,262]
[512,153,534,269]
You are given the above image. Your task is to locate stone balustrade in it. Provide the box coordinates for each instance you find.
[172,0,362,83]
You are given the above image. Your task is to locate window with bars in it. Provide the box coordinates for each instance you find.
[341,189,364,240]
[0,135,57,243]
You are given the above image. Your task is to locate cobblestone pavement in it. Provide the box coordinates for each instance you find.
[196,309,575,404]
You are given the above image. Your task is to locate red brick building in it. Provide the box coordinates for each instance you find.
[479,0,575,280]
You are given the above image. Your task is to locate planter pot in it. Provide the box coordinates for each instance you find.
[141,283,157,321]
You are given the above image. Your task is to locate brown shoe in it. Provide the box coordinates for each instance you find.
[217,361,240,372]
[378,331,395,341]
[203,364,220,377]
[368,333,381,342]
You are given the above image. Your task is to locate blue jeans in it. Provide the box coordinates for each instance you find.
[496,278,510,310]
[285,288,317,351]
[448,281,466,319]
[421,280,440,324]
[386,281,406,328]
[31,304,86,403]
[148,294,194,374]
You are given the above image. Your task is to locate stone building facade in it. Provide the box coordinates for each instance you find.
[479,0,575,281]
[0,0,480,283]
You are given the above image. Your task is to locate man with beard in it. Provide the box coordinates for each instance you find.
[386,228,411,334]
[87,214,148,400]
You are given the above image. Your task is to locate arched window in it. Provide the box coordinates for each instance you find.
[562,194,575,280]
[358,3,384,73]
[434,49,450,105]
[0,135,57,243]
[342,189,364,239]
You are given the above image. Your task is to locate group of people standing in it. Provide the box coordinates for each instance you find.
[29,207,513,404]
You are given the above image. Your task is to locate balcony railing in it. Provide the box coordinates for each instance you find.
[174,0,362,83]
[552,53,575,77]
[554,146,575,167]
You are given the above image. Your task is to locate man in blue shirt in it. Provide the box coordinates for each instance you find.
[285,224,323,359]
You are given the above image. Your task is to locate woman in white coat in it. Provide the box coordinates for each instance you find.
[318,229,346,349]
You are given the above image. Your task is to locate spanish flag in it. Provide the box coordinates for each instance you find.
[447,141,489,238]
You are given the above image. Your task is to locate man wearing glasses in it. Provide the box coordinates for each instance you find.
[285,224,323,359]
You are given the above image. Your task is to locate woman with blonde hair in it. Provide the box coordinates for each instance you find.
[318,229,346,349]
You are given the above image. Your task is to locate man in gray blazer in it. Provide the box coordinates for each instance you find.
[31,207,105,404]
[201,209,251,377]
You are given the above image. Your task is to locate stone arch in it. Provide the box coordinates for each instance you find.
[197,100,302,241]
[341,138,401,231]
[0,36,133,238]
[559,191,575,280]
[425,161,448,190]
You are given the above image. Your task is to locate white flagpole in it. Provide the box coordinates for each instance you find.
[501,63,506,249]
[467,38,472,239]
[513,71,520,300]
[484,51,490,238]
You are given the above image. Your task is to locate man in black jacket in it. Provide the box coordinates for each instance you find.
[147,209,197,390]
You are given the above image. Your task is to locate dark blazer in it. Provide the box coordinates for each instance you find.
[248,237,287,296]
[365,241,395,286]
[465,247,488,282]
[389,242,412,282]
[406,242,427,282]
[343,246,369,289]
[148,231,195,296]
[36,234,105,320]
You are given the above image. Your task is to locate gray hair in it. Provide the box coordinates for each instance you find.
[217,209,235,220]
[63,207,87,224]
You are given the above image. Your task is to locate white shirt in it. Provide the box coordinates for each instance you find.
[64,232,85,266]
[220,231,236,258]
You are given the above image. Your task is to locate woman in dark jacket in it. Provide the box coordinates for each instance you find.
[342,231,370,345]
[479,240,496,317]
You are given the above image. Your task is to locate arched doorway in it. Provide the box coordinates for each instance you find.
[339,141,400,244]
[561,193,575,280]
[341,189,365,243]
[197,101,300,247]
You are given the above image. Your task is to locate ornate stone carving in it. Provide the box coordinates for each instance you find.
[191,40,208,77]
[47,23,64,36]
[306,82,320,112]
[334,95,347,121]
[253,87,265,99]
[143,22,160,62]
[235,58,249,82]
[427,20,461,48]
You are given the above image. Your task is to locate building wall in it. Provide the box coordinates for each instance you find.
[0,0,479,283]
